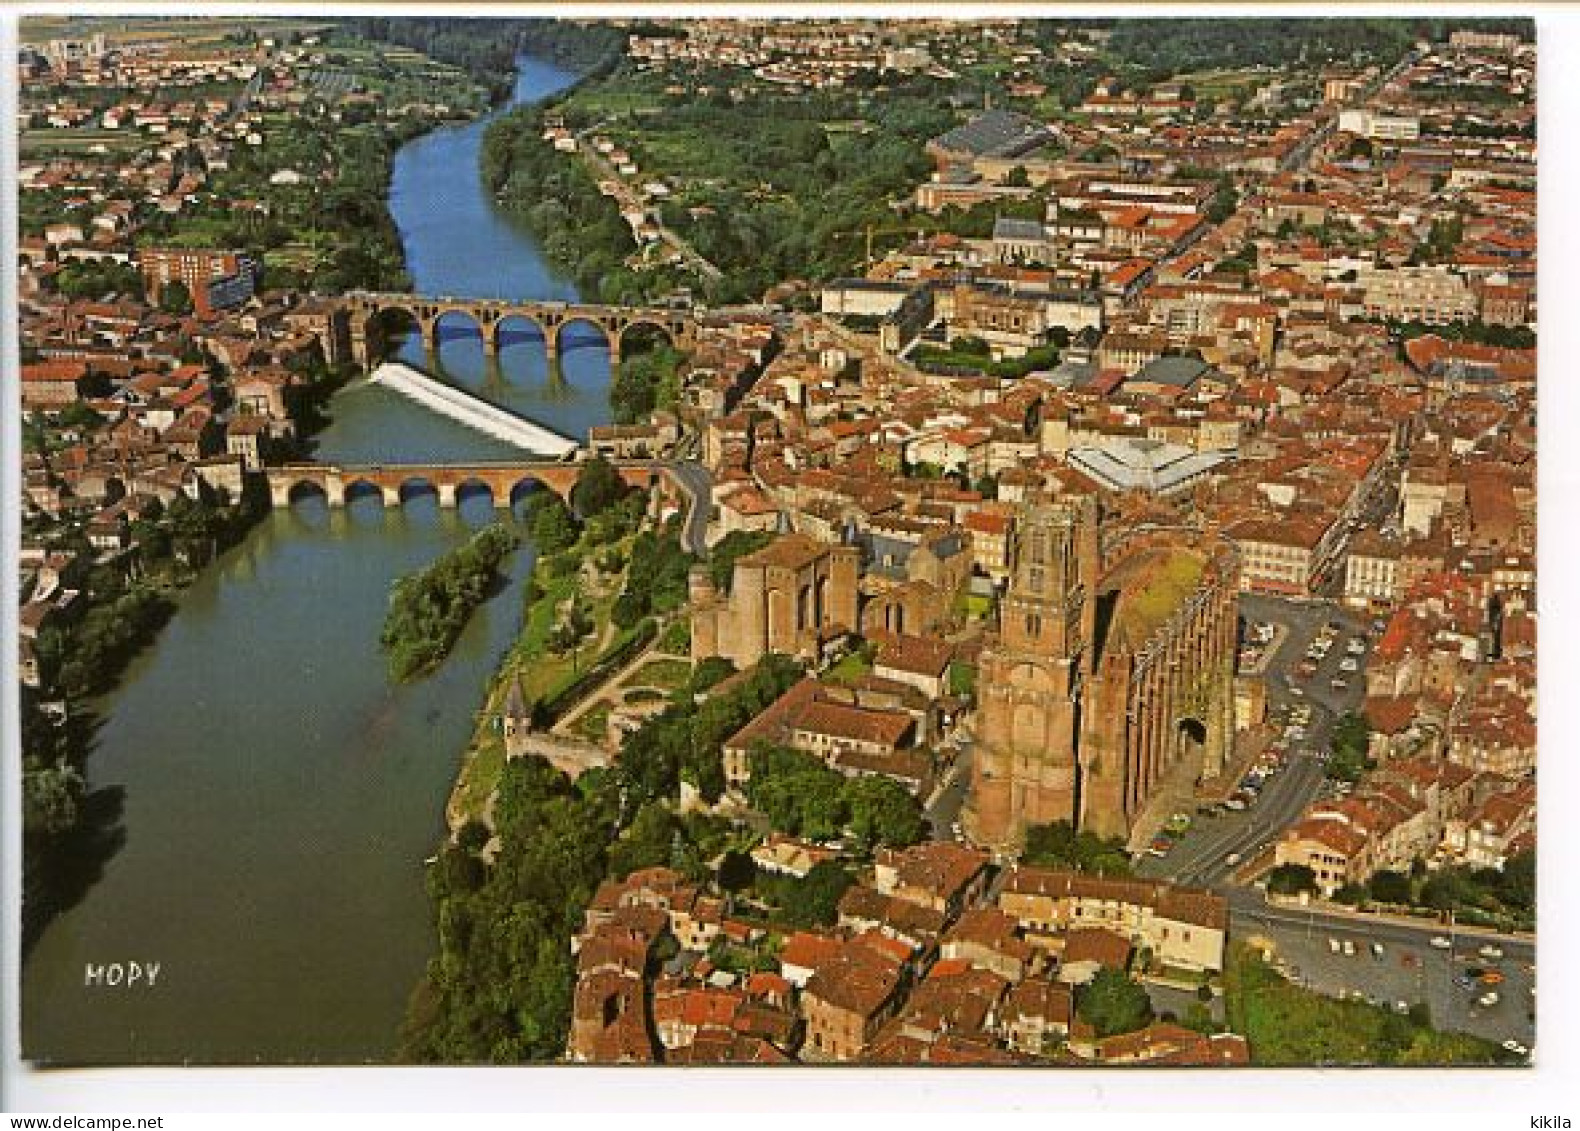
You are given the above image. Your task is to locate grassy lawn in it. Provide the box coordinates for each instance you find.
[569,701,612,744]
[959,592,996,620]
[658,617,691,656]
[21,129,147,155]
[948,661,978,698]
[451,733,506,828]
[824,650,873,686]
[1224,943,1512,1066]
[449,534,636,823]
[631,657,692,692]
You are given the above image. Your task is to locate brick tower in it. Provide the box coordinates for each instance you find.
[964,495,1100,850]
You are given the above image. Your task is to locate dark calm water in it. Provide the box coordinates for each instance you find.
[21,56,603,1065]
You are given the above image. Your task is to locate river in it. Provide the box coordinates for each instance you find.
[21,56,596,1065]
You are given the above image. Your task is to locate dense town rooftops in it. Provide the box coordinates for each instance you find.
[1002,866,1229,930]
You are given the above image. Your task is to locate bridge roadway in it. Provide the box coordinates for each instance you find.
[368,362,578,457]
[266,458,714,555]
[343,290,699,365]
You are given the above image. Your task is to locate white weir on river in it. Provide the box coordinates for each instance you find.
[368,361,580,458]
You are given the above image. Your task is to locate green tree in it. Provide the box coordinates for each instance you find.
[159,279,194,316]
[708,530,775,593]
[528,494,579,556]
[1022,820,1133,876]
[1267,863,1318,896]
[1328,711,1372,782]
[573,455,630,518]
[845,775,925,849]
[718,849,756,893]
[606,800,682,879]
[57,400,105,432]
[1369,869,1413,905]
[1076,968,1154,1038]
[778,861,854,928]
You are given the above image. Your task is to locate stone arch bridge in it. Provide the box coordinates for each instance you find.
[342,291,699,366]
[265,459,674,511]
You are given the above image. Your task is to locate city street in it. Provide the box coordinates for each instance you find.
[1229,889,1535,1050]
[926,737,974,840]
[1141,594,1372,886]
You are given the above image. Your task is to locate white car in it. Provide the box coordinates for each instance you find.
[1478,991,1501,1007]
[1339,657,1359,672]
[1342,939,1357,957]
[1328,937,1342,954]
[1225,851,1243,866]
[1502,1039,1529,1056]
[1479,944,1505,960]
[1429,936,1453,950]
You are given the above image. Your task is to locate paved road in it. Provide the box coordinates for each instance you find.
[1140,595,1371,886]
[926,740,974,840]
[658,459,712,555]
[1230,889,1535,1051]
[575,125,722,281]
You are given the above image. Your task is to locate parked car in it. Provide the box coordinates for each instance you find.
[1225,851,1243,867]
[1429,936,1452,950]
[1478,991,1500,1008]
[1393,1001,1410,1015]
[1342,939,1357,957]
[1328,938,1342,954]
[1481,971,1505,986]
[1371,942,1385,959]
[1454,974,1474,989]
[1502,1040,1529,1056]
[1479,944,1504,960]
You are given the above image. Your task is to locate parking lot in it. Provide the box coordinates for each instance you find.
[1139,595,1374,887]
[1231,891,1535,1052]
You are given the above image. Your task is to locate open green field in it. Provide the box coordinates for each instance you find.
[1175,67,1269,97]
[20,129,145,155]
[22,16,334,46]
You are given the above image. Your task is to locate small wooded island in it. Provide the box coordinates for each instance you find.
[381,522,520,682]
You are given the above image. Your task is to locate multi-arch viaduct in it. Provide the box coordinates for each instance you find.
[341,290,699,366]
[264,460,676,512]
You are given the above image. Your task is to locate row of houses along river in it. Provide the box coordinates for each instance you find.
[22,57,602,1065]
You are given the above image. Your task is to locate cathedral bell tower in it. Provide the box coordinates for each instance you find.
[963,495,1100,850]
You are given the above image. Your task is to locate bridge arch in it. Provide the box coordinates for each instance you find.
[343,478,387,508]
[554,316,614,360]
[285,479,329,507]
[362,304,422,363]
[454,478,496,509]
[507,476,547,510]
[615,318,680,360]
[492,312,549,354]
[397,476,439,506]
[433,308,487,354]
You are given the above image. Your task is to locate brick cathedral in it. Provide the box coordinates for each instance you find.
[965,496,1241,849]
